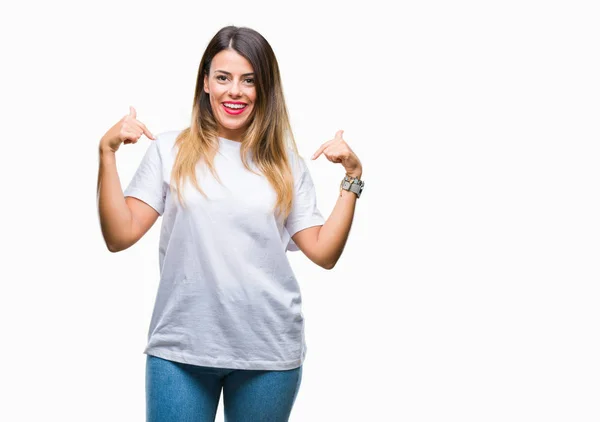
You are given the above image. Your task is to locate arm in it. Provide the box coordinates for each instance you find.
[292,185,359,269]
[292,129,363,269]
[97,147,159,252]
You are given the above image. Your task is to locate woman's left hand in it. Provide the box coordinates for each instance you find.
[311,130,363,179]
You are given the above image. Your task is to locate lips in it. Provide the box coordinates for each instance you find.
[222,102,248,115]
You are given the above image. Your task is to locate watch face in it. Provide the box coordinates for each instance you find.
[341,177,363,197]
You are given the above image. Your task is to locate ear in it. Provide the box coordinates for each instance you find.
[203,74,209,94]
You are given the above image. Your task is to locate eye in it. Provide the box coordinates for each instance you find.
[216,75,227,81]
[245,78,255,84]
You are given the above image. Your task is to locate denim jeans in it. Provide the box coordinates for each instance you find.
[145,354,303,422]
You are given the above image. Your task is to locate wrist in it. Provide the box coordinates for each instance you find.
[339,173,364,198]
[99,144,117,155]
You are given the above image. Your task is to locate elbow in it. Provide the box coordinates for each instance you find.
[106,239,127,253]
[318,252,340,270]
[107,242,121,253]
[102,226,134,253]
[101,226,126,253]
[321,259,337,270]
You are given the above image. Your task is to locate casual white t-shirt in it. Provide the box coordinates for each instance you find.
[123,130,325,370]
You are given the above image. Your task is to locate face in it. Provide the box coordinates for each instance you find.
[204,49,257,142]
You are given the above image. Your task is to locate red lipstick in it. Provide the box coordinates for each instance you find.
[222,102,248,115]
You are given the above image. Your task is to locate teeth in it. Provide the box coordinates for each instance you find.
[224,103,246,109]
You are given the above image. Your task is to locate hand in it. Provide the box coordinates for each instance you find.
[99,106,156,153]
[311,130,362,178]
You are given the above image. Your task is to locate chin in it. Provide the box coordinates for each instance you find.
[222,122,247,132]
[221,116,253,131]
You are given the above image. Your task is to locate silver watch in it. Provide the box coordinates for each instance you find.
[340,175,364,198]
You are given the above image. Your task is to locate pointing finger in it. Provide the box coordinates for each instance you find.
[135,120,156,140]
[312,139,336,160]
[313,130,344,159]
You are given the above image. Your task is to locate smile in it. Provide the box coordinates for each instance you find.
[222,102,248,115]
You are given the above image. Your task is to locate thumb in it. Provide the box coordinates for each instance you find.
[129,106,136,118]
[335,129,344,139]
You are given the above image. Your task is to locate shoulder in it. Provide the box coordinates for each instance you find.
[286,146,310,181]
[154,129,183,148]
[153,129,185,159]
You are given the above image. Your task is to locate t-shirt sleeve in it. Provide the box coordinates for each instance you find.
[123,138,167,216]
[285,157,325,251]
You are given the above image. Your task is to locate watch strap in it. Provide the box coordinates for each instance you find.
[340,175,364,198]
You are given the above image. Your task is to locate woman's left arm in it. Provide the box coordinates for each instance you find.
[291,130,362,269]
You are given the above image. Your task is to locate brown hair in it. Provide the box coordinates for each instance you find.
[169,25,299,220]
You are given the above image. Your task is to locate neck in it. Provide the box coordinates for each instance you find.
[218,129,243,143]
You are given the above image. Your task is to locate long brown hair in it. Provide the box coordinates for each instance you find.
[170,26,299,220]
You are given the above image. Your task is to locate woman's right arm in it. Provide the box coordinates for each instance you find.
[97,148,134,252]
[97,106,157,252]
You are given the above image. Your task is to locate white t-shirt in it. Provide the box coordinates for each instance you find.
[123,130,325,370]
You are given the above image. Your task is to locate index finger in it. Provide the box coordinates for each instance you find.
[312,130,344,159]
[312,139,334,160]
[134,120,156,140]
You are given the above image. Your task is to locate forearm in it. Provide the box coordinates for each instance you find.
[97,147,133,252]
[317,185,359,268]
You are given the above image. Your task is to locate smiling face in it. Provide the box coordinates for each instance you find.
[203,49,257,142]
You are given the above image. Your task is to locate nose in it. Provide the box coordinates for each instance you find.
[229,83,243,98]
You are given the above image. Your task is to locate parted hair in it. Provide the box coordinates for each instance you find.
[169,25,300,220]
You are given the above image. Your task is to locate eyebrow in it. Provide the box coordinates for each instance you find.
[215,70,255,77]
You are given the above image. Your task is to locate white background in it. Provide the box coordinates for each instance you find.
[1,0,599,420]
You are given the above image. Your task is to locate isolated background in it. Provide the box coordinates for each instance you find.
[1,0,598,420]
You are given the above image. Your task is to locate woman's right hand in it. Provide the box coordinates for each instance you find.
[99,106,156,153]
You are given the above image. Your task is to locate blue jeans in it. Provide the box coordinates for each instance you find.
[145,354,303,422]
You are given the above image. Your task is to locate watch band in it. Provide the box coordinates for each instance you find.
[340,175,364,198]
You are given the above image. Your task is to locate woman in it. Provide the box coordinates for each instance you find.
[97,25,363,421]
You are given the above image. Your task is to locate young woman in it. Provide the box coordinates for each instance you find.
[97,25,363,421]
